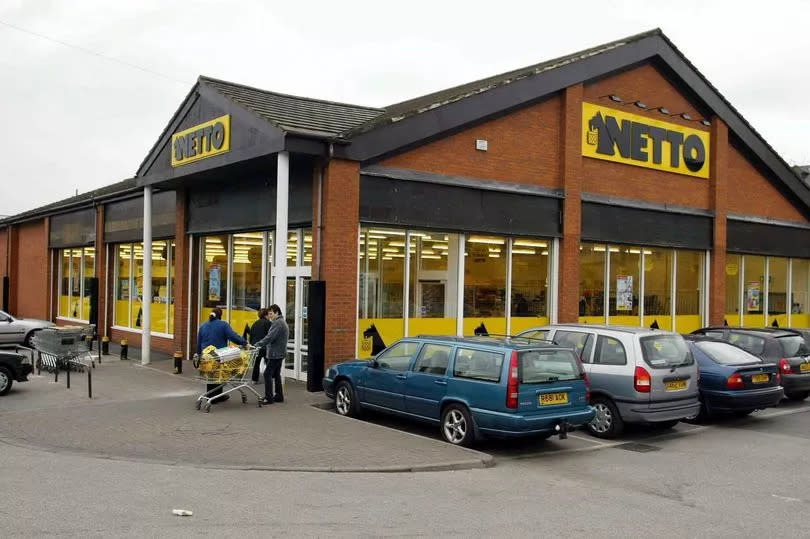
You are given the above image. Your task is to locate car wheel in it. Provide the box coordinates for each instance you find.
[588,397,624,439]
[785,391,809,401]
[23,330,39,349]
[653,420,679,430]
[733,409,755,418]
[334,380,361,418]
[441,404,475,446]
[0,366,13,396]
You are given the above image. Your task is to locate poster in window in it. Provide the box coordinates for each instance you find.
[746,282,761,312]
[616,275,633,312]
[209,265,222,302]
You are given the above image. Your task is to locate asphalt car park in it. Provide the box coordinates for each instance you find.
[331,397,810,462]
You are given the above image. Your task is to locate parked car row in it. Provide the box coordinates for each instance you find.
[324,323,810,446]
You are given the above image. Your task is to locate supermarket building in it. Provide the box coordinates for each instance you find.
[1,29,809,382]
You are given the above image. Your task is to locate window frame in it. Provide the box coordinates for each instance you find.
[412,343,453,376]
[375,340,421,372]
[112,241,174,337]
[594,334,629,366]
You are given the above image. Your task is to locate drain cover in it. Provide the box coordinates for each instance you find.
[617,442,661,453]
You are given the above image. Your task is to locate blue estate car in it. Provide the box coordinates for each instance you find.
[684,335,783,420]
[323,336,595,446]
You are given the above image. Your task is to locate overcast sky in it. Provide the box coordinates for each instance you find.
[1,0,808,216]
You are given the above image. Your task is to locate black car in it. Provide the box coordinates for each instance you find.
[783,328,810,349]
[0,350,33,395]
[691,327,810,401]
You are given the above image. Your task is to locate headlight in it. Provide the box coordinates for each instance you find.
[328,367,337,377]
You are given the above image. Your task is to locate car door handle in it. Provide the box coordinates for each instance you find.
[396,374,407,380]
[434,380,447,386]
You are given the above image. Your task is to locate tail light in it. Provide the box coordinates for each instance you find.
[634,366,651,393]
[779,358,792,375]
[506,350,519,409]
[584,372,591,404]
[726,373,745,390]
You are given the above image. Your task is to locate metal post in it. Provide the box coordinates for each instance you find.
[142,185,152,365]
[66,360,70,389]
[273,152,289,312]
[87,367,92,399]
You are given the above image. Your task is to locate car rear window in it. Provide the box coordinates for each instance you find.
[639,335,693,369]
[453,348,504,383]
[727,333,766,355]
[694,341,762,366]
[519,350,583,384]
[778,336,810,358]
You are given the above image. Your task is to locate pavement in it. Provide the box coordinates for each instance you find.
[0,350,492,473]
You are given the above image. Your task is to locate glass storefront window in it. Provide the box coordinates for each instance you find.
[644,248,672,319]
[114,241,175,335]
[725,253,741,324]
[231,232,263,335]
[792,259,810,327]
[408,231,459,337]
[768,257,788,325]
[57,247,94,321]
[464,235,507,335]
[286,231,298,267]
[510,238,549,334]
[579,243,605,320]
[302,228,312,267]
[743,255,766,327]
[609,246,640,322]
[675,250,703,315]
[201,235,229,324]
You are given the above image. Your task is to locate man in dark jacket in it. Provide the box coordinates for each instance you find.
[249,308,272,382]
[253,304,289,405]
[196,307,247,403]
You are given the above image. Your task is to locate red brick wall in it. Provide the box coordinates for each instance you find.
[13,219,49,319]
[321,159,360,366]
[110,327,175,355]
[381,96,563,189]
[727,145,808,223]
[710,120,729,325]
[559,84,584,322]
[582,64,711,209]
[0,227,7,309]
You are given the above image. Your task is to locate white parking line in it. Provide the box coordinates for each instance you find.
[566,433,609,445]
[752,405,810,419]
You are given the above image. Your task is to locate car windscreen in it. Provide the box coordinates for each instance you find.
[694,341,762,366]
[519,349,582,384]
[639,335,693,369]
[778,335,810,358]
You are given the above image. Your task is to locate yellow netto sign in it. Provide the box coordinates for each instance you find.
[171,114,230,167]
[582,103,710,179]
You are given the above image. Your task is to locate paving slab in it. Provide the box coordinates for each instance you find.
[0,356,492,472]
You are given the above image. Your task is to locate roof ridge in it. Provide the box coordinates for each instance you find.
[198,75,384,112]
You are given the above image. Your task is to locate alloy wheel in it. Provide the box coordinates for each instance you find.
[590,402,613,434]
[0,370,8,393]
[336,385,351,415]
[443,409,467,444]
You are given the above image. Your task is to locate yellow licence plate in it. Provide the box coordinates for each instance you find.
[665,380,687,391]
[539,392,569,406]
[751,373,769,384]
[801,363,810,373]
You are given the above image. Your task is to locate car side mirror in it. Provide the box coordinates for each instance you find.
[369,359,380,368]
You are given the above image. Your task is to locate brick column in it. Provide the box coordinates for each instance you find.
[320,159,360,367]
[709,119,729,325]
[8,224,18,314]
[173,188,190,356]
[95,205,107,336]
[558,84,584,322]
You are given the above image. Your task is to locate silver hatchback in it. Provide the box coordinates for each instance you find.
[517,325,700,438]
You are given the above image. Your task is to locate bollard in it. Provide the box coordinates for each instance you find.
[173,351,183,374]
[101,335,109,356]
[120,339,128,360]
[86,334,94,352]
[37,350,42,376]
[97,335,101,364]
[66,360,71,389]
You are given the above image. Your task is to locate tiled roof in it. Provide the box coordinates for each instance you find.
[343,29,662,136]
[200,76,383,138]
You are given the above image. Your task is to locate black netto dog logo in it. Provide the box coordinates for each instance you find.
[363,324,387,355]
[587,110,706,173]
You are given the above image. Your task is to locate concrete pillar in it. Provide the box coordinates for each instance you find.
[559,84,584,322]
[141,186,152,365]
[709,119,729,326]
[273,152,290,311]
[320,159,360,366]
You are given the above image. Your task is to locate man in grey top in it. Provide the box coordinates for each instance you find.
[254,304,289,405]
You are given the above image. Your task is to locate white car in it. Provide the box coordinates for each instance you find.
[0,310,56,348]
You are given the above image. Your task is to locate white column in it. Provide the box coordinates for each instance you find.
[273,152,289,312]
[141,186,152,365]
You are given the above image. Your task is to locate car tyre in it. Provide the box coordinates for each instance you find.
[334,380,361,418]
[653,419,679,430]
[23,330,39,349]
[441,404,475,446]
[587,396,624,439]
[0,366,13,396]
[785,390,809,401]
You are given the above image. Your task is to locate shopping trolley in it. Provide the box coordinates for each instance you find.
[32,325,97,374]
[194,345,263,413]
